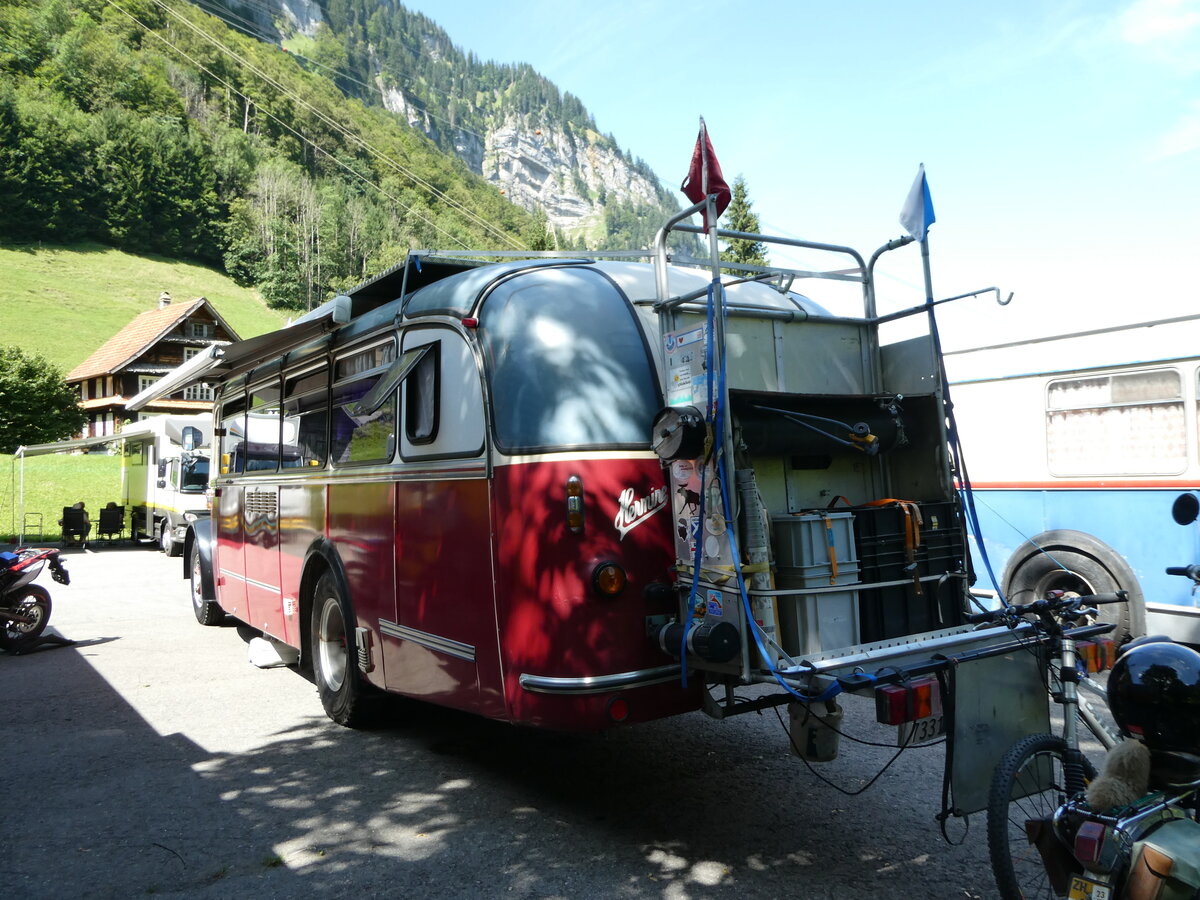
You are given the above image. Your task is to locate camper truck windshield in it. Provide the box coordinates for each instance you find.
[180,456,209,492]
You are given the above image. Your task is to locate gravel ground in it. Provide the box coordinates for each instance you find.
[0,543,1048,899]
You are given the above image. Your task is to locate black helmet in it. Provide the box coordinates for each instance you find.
[1107,641,1200,753]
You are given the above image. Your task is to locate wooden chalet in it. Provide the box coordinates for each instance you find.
[66,294,240,437]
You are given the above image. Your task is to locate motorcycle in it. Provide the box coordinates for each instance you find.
[0,547,70,652]
[1037,496,1200,900]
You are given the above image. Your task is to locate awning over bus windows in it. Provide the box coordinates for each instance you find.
[14,433,124,458]
[126,295,351,411]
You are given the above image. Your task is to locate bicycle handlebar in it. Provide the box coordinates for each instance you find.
[965,590,1128,626]
[1166,564,1200,582]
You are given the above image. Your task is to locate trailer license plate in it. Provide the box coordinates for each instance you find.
[1068,876,1111,900]
[897,715,945,745]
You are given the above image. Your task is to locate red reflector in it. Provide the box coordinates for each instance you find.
[608,696,630,722]
[875,676,942,725]
[1074,821,1106,867]
[461,317,479,328]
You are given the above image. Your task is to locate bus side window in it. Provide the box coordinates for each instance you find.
[219,390,246,475]
[401,331,484,460]
[283,364,329,468]
[331,341,397,465]
[406,341,439,444]
[246,379,283,472]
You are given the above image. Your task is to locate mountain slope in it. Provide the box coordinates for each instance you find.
[203,0,687,248]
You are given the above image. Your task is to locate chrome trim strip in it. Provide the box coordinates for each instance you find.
[218,569,279,593]
[519,663,681,695]
[214,465,486,488]
[379,620,476,663]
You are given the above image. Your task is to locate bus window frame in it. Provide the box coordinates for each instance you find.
[1044,365,1187,477]
[216,381,248,477]
[245,375,285,474]
[476,267,661,456]
[330,336,398,467]
[280,359,331,473]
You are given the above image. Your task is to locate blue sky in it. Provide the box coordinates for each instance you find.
[400,0,1200,349]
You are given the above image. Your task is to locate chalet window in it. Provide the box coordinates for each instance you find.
[189,322,213,339]
[184,383,214,401]
[139,376,159,393]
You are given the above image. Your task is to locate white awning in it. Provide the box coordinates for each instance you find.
[14,433,124,458]
[126,344,227,412]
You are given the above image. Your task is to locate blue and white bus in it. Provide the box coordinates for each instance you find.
[945,314,1200,644]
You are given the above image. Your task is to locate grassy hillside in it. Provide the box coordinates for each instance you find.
[0,243,289,373]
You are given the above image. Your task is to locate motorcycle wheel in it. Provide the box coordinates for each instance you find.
[0,584,52,652]
[987,732,1098,900]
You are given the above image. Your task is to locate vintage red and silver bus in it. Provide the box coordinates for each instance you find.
[154,208,1046,807]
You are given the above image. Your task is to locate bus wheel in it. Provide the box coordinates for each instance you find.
[311,572,379,728]
[1002,530,1146,643]
[190,545,223,626]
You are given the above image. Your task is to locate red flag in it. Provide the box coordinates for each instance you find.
[680,119,731,229]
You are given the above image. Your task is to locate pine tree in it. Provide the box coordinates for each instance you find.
[720,177,768,271]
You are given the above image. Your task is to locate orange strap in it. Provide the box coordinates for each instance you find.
[821,515,839,585]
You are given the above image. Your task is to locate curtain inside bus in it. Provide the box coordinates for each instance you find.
[478,267,659,454]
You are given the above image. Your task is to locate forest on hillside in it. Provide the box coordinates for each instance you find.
[0,0,679,311]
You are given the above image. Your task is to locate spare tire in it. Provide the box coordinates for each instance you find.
[1002,529,1146,643]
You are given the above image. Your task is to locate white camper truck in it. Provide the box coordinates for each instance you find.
[120,414,212,556]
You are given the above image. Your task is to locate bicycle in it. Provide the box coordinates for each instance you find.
[976,588,1200,900]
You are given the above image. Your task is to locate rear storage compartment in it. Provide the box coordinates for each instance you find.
[770,501,969,657]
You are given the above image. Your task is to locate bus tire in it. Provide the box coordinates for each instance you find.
[1002,529,1146,642]
[311,571,380,728]
[189,545,223,626]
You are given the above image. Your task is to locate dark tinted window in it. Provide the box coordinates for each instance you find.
[479,267,658,452]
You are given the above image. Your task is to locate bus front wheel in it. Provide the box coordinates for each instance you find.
[1002,530,1146,643]
[311,572,380,728]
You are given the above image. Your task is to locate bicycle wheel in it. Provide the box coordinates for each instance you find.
[987,732,1097,900]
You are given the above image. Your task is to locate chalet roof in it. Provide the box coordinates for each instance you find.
[66,299,238,383]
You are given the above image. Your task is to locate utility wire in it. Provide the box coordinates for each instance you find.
[146,0,525,249]
[190,0,493,146]
[106,0,473,250]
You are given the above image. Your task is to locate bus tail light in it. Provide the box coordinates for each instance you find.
[875,676,942,725]
[592,562,627,597]
[566,475,584,533]
[607,695,630,722]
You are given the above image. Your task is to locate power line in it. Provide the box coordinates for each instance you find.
[105,0,474,250]
[190,0,494,147]
[145,0,525,249]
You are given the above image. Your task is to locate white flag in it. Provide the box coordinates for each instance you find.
[899,164,936,241]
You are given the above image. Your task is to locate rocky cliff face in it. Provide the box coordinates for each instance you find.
[377,95,664,240]
[481,118,664,240]
[275,0,671,242]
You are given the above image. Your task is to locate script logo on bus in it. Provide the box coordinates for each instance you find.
[614,485,669,540]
